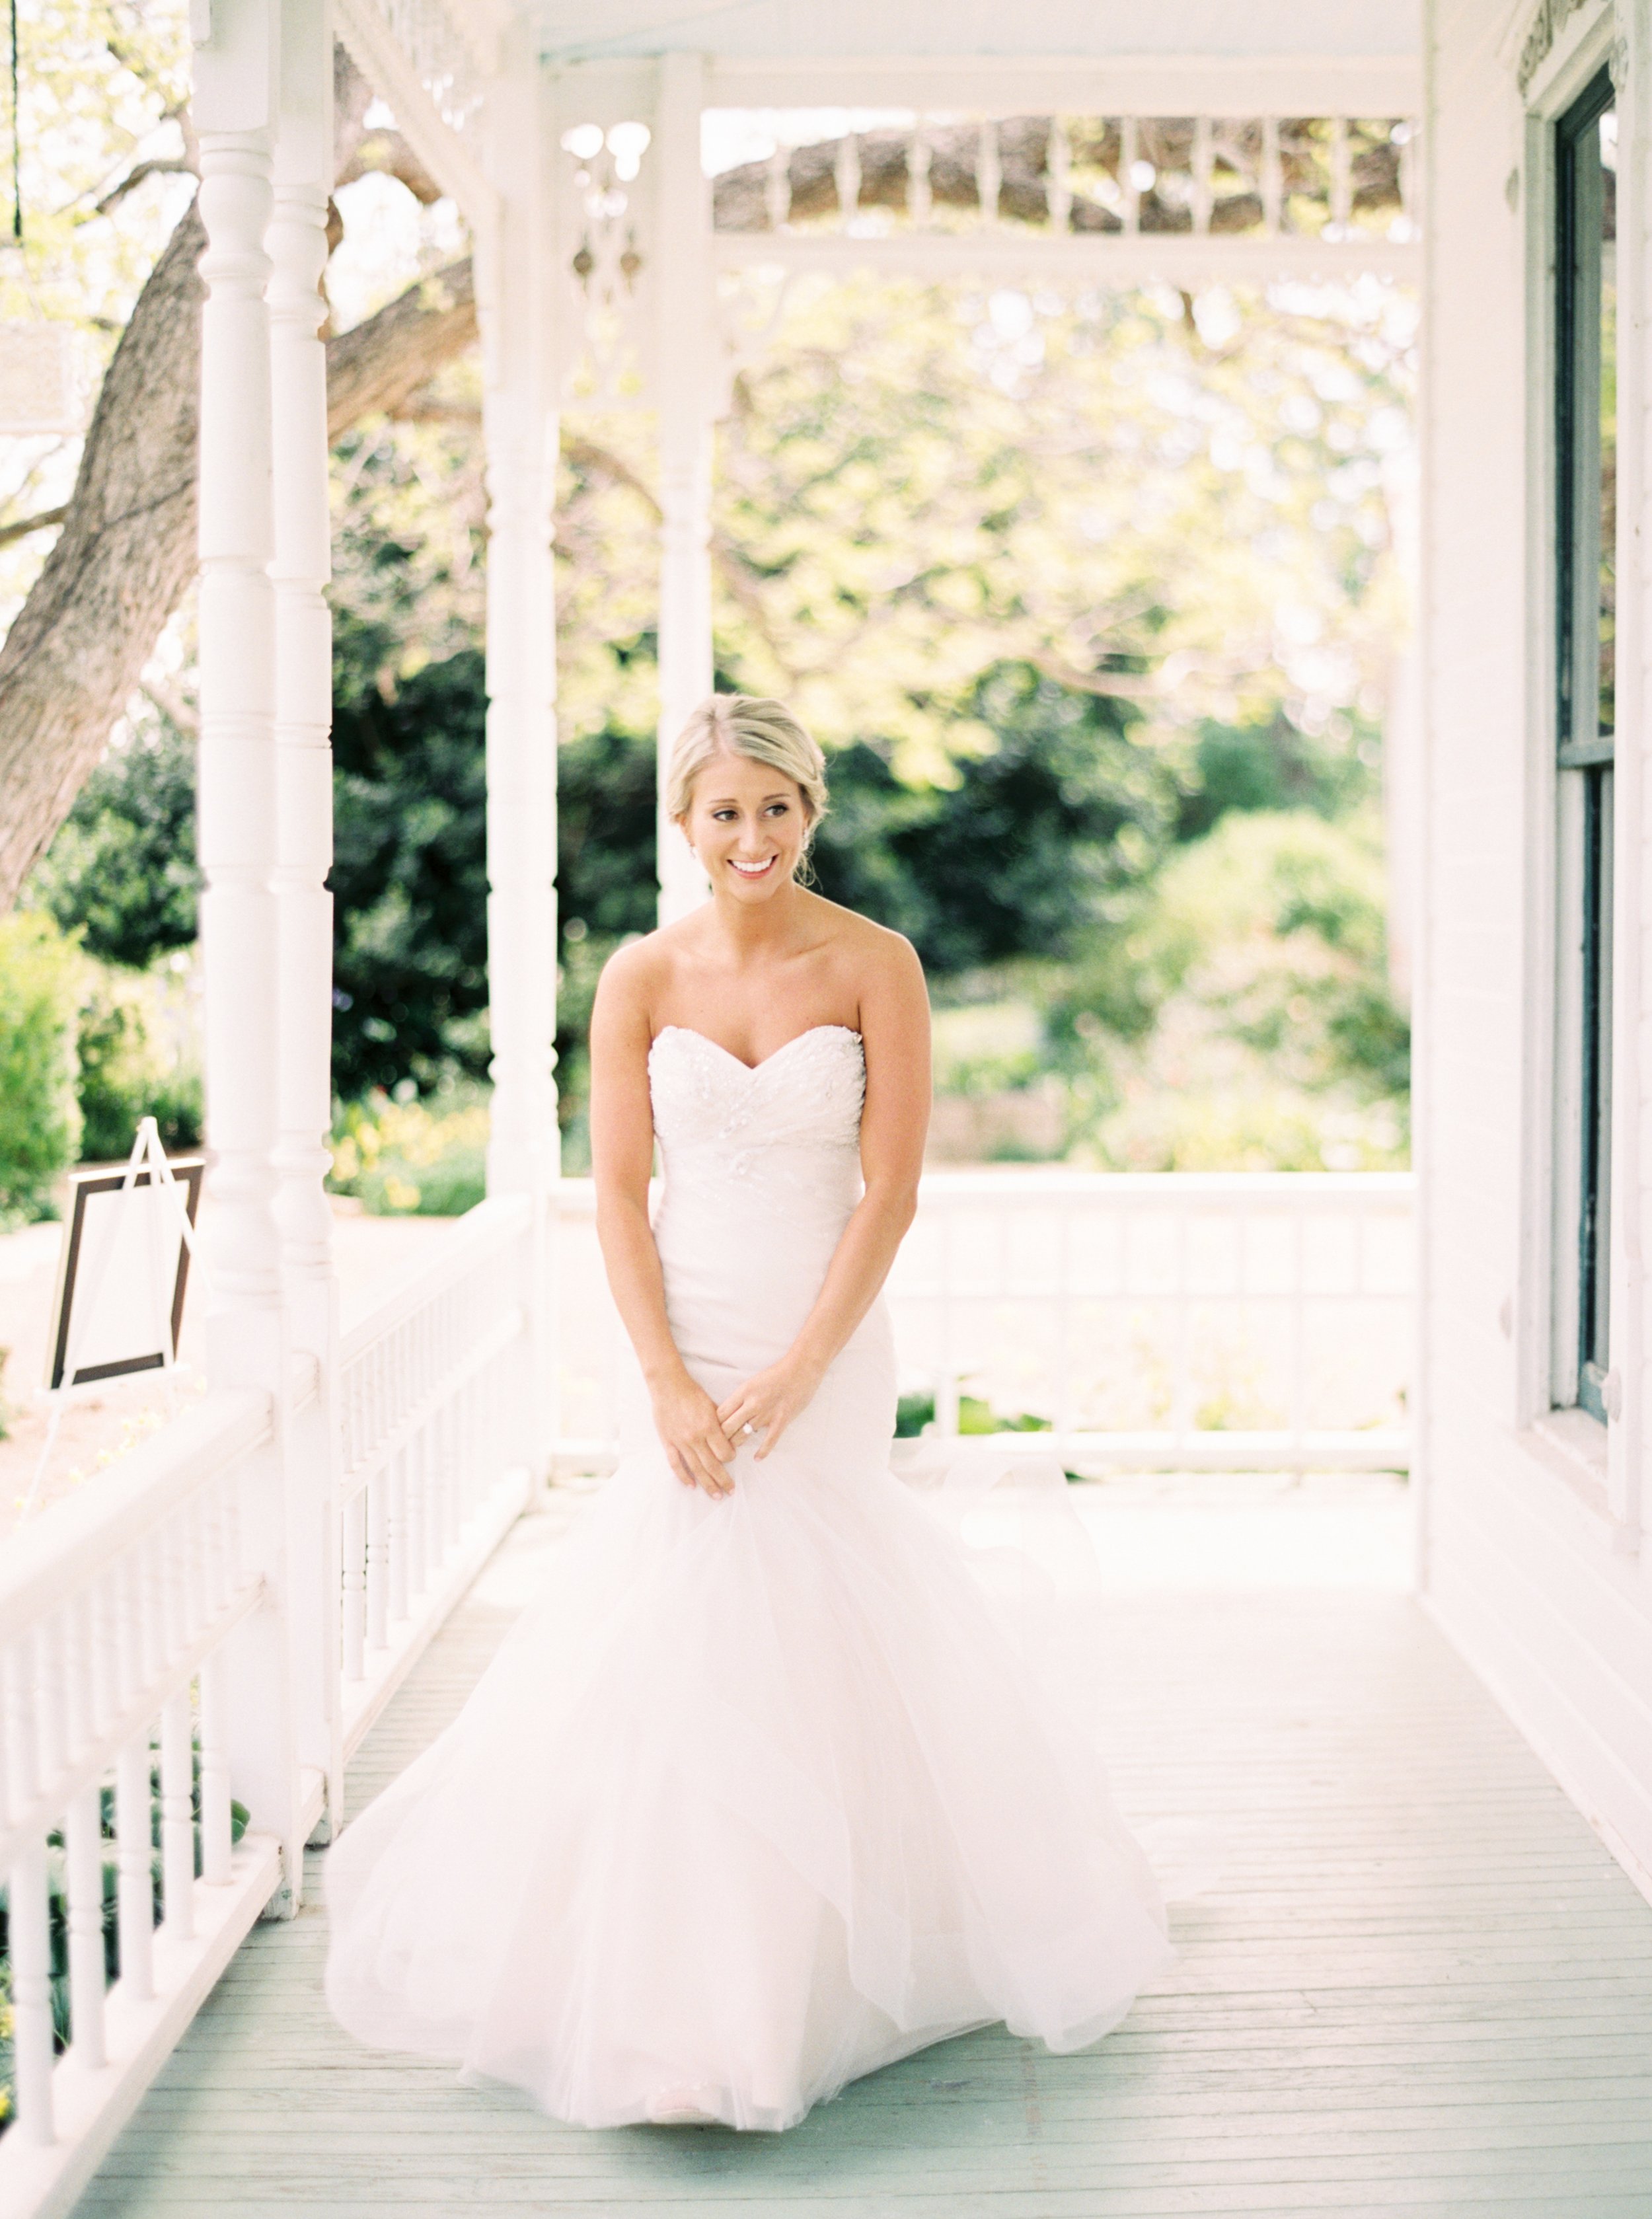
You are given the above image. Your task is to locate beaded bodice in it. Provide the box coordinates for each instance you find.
[647,1025,865,1199]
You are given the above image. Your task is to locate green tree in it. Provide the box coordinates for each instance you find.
[330,648,491,1099]
[29,720,200,965]
[0,912,83,1219]
[811,663,1176,973]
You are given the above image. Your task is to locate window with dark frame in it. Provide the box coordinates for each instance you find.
[1556,67,1617,1421]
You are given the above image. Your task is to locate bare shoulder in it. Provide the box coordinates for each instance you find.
[591,929,671,1036]
[801,892,926,1010]
[802,889,917,965]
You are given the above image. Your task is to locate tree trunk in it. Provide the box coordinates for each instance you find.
[0,40,472,913]
[0,231,477,910]
[0,202,206,911]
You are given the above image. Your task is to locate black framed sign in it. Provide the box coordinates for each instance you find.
[46,1155,206,1392]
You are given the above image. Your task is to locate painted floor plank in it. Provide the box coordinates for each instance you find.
[74,1491,1652,2219]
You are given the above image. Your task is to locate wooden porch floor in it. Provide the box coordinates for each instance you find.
[77,1484,1652,2218]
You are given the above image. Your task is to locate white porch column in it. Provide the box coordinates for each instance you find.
[192,0,303,1910]
[654,50,715,925]
[269,0,341,1834]
[479,26,556,1477]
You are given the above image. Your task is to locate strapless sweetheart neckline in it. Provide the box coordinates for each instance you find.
[652,1022,863,1074]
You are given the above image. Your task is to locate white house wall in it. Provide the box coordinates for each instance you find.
[1422,0,1652,1897]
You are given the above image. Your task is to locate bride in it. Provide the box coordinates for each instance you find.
[324,692,1179,2132]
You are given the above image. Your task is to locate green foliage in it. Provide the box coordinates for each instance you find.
[1175,709,1375,841]
[330,648,492,1099]
[1061,809,1410,1170]
[0,913,82,1221]
[812,663,1175,974]
[28,724,200,966]
[74,959,203,1162]
[893,1390,1053,1437]
[700,277,1412,778]
[328,1085,490,1217]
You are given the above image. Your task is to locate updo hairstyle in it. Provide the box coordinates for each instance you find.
[665,693,829,843]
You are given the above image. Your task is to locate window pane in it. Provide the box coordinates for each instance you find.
[1581,763,1613,1406]
[1556,69,1616,1420]
[1598,110,1616,735]
[1558,74,1616,757]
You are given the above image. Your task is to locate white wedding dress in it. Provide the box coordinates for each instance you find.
[324,1024,1180,2131]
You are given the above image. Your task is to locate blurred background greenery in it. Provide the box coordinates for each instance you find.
[0,47,1413,1217]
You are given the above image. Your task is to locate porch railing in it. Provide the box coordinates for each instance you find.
[0,1191,539,2218]
[552,1170,1414,1474]
[335,1193,535,1760]
[0,1391,283,2218]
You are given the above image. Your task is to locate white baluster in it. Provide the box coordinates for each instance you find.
[159,1690,195,1940]
[389,1444,409,1624]
[366,1470,389,1653]
[114,1560,154,2002]
[9,1834,55,2144]
[36,1614,67,1813]
[1121,116,1141,233]
[1047,117,1071,231]
[198,1652,232,1886]
[765,143,791,231]
[1055,1211,1074,1442]
[1330,115,1351,235]
[342,1485,367,1684]
[936,1210,959,1438]
[438,1394,458,1554]
[8,1628,40,1828]
[406,1424,427,1601]
[1290,1201,1308,1466]
[835,132,860,228]
[976,118,1000,229]
[907,121,932,228]
[1170,1205,1193,1457]
[94,1577,122,1770]
[1193,115,1213,233]
[1262,116,1283,235]
[66,1783,108,2068]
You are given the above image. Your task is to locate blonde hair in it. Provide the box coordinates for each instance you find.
[666,694,829,839]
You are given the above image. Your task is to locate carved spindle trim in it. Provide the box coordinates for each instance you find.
[835,132,860,227]
[1263,116,1283,236]
[977,117,1001,228]
[908,121,932,228]
[1047,117,1072,231]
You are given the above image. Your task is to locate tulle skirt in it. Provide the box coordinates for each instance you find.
[323,1297,1184,2132]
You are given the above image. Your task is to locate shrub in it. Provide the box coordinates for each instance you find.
[75,958,204,1164]
[28,721,200,967]
[328,1087,490,1216]
[0,913,83,1222]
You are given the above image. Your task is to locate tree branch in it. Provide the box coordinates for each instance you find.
[336,129,445,207]
[0,504,67,551]
[94,158,196,217]
[326,258,476,440]
[0,44,488,909]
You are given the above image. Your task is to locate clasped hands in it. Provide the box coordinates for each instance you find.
[650,1353,824,1498]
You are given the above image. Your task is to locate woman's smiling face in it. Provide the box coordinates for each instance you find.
[680,749,811,903]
